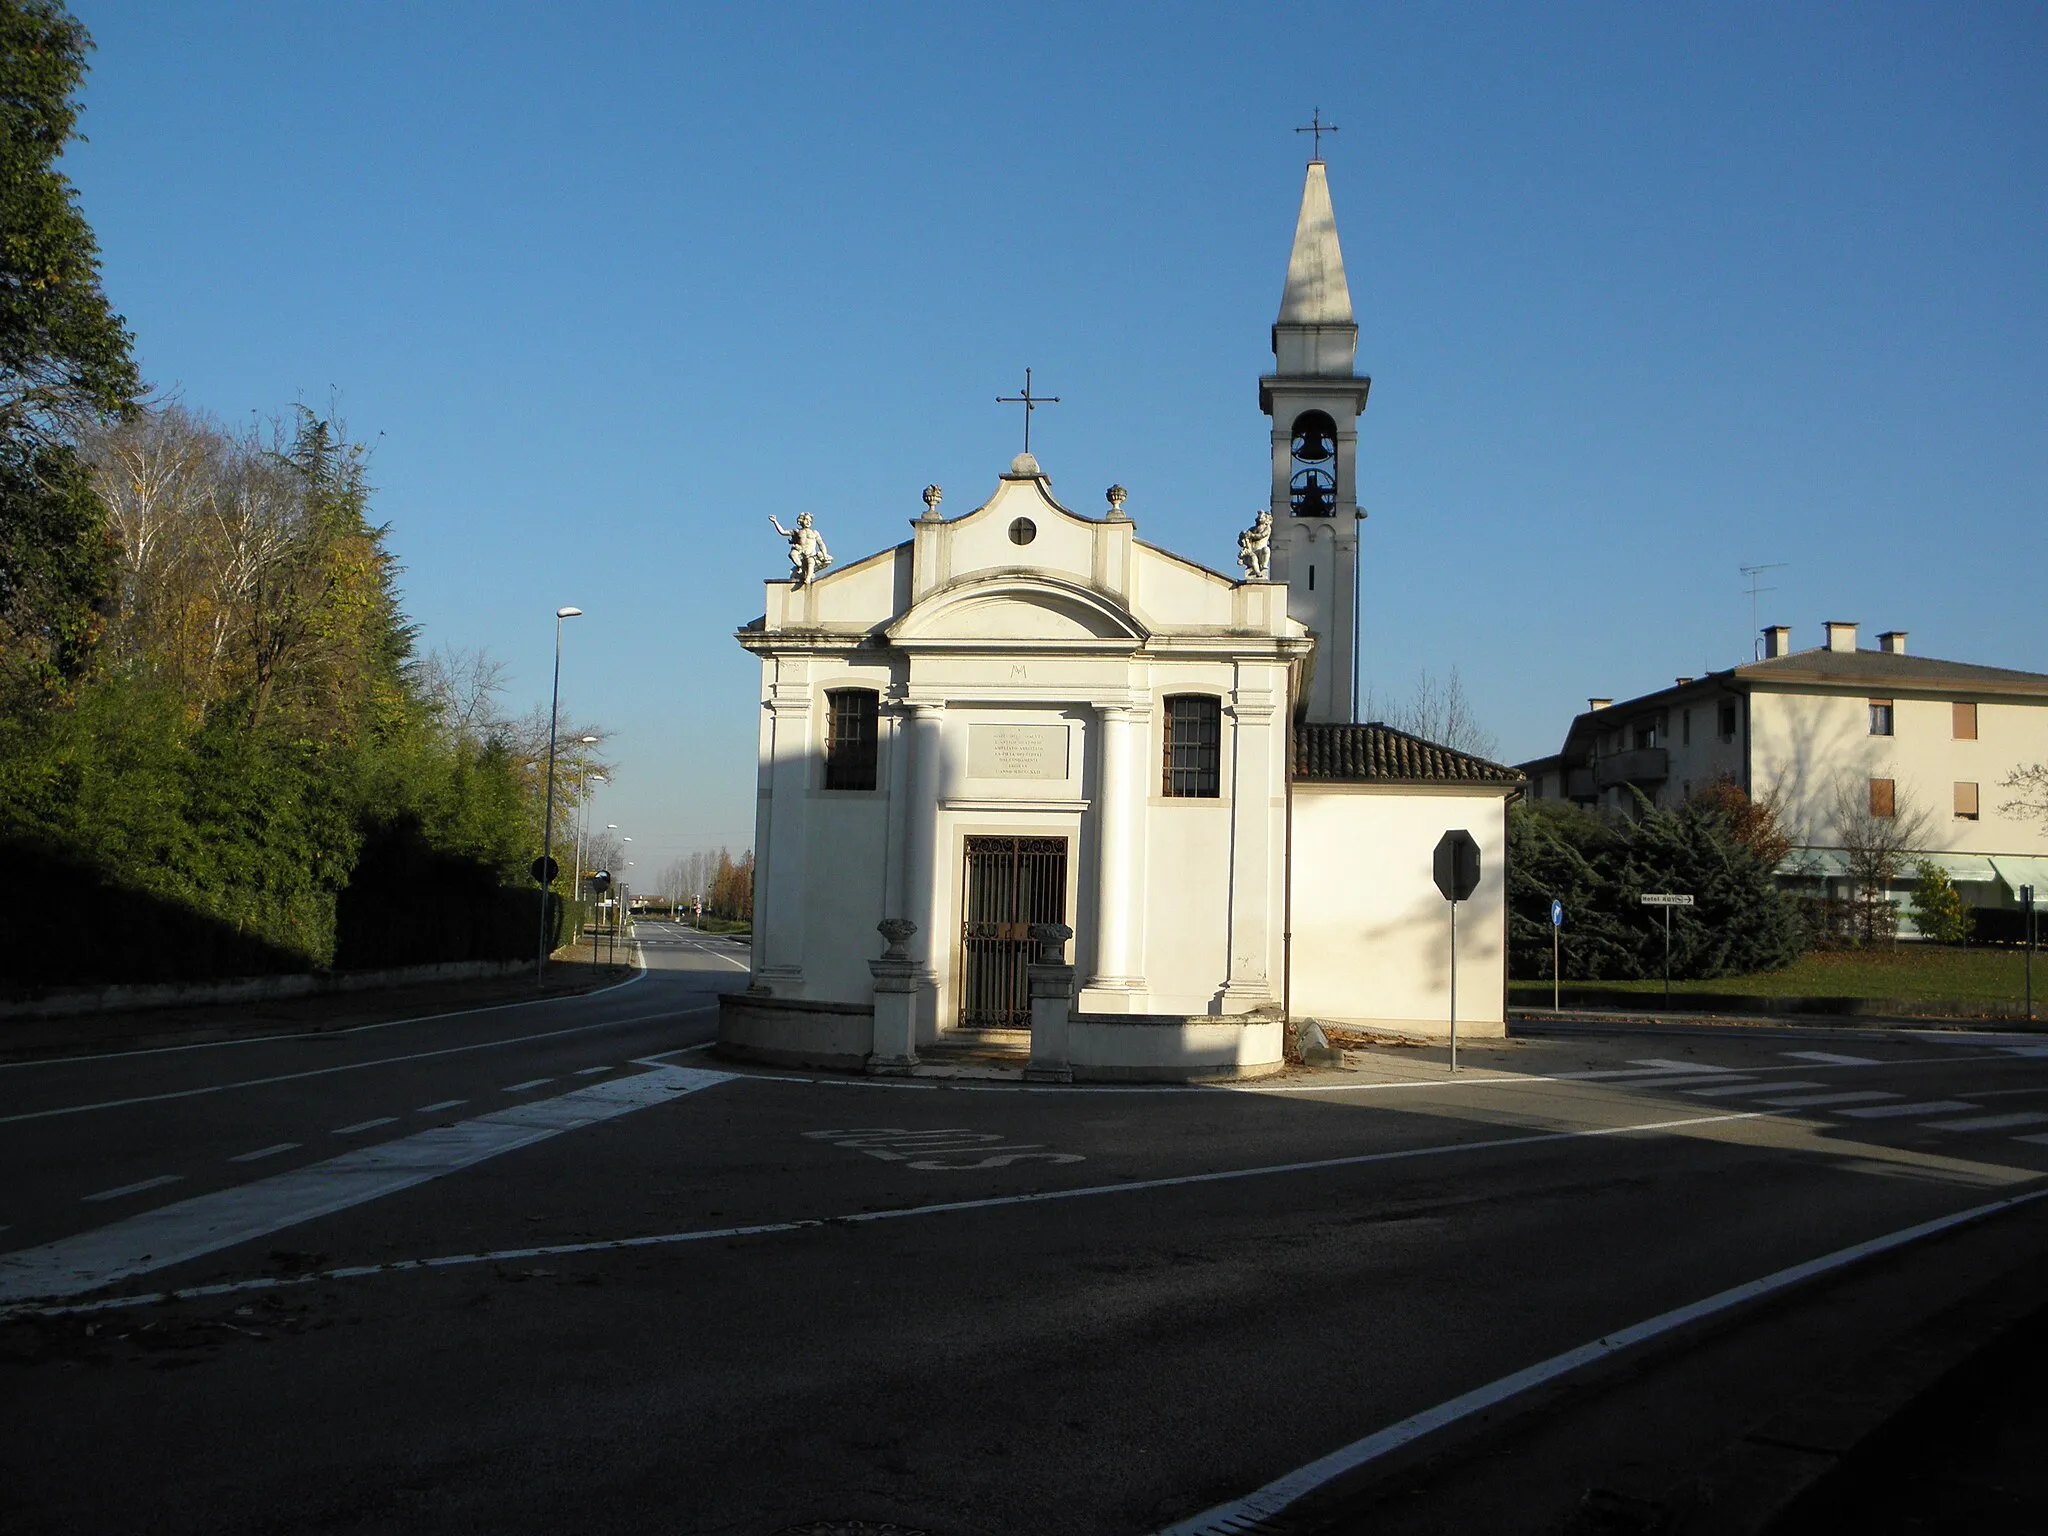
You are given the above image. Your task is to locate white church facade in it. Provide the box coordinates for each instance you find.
[718,160,1520,1080]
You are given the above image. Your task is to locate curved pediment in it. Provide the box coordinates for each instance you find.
[887,574,1148,650]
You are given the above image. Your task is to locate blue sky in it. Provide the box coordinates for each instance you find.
[67,3,2047,880]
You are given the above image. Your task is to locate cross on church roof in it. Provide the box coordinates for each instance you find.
[996,367,1060,456]
[1295,107,1339,161]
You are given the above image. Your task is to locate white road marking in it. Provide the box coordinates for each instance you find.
[0,1065,736,1304]
[1925,1112,2048,1133]
[1154,1184,2048,1536]
[2001,1045,2048,1057]
[1638,1075,1756,1089]
[1838,1100,1980,1119]
[333,1117,398,1135]
[503,1079,553,1093]
[83,1175,183,1203]
[1688,1080,1825,1098]
[804,1127,1085,1170]
[1784,1051,1883,1066]
[1629,1058,1737,1073]
[0,1001,719,1126]
[2018,1133,2048,1146]
[228,1143,299,1163]
[574,1065,613,1076]
[415,1099,466,1114]
[2,1107,1776,1318]
[1761,1091,1899,1109]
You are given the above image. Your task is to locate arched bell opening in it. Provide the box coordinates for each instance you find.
[1288,410,1339,516]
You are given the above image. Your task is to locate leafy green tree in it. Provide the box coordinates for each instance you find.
[1908,861,1972,945]
[0,1,139,710]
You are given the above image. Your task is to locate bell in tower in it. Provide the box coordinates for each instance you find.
[1260,153,1371,724]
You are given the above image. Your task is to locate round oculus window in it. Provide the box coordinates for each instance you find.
[1008,517,1037,546]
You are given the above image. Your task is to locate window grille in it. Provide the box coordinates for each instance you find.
[1162,696,1222,798]
[824,689,878,791]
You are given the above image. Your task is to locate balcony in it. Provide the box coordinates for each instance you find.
[1594,747,1670,790]
[1565,767,1596,801]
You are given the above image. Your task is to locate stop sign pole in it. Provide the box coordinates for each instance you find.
[1433,830,1482,1074]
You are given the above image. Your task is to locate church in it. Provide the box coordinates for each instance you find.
[717,156,1521,1080]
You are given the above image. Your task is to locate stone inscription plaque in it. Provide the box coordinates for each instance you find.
[967,723,1069,780]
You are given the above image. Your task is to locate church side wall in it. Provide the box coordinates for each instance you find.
[1288,785,1509,1037]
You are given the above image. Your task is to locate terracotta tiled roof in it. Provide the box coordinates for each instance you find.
[1293,723,1524,785]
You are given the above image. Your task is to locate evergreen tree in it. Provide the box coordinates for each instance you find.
[0,1,139,710]
[1908,861,1972,945]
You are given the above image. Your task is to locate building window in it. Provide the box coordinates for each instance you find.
[1869,777,1895,818]
[1162,695,1222,798]
[1682,708,1691,746]
[824,689,878,790]
[1718,702,1738,740]
[1869,699,1894,736]
[1954,701,1977,740]
[1956,781,1980,820]
[1633,722,1657,750]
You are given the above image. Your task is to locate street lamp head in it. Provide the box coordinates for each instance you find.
[578,735,599,744]
[557,606,583,619]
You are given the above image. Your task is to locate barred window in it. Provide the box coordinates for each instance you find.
[1162,695,1222,798]
[824,689,878,790]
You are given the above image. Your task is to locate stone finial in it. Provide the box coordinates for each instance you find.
[1105,484,1128,520]
[877,917,918,958]
[1027,922,1073,965]
[920,484,943,520]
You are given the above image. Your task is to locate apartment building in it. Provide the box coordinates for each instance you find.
[1518,622,2048,918]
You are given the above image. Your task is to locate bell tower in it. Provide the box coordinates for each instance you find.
[1261,155,1370,723]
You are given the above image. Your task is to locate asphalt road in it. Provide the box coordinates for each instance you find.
[4,933,2047,1535]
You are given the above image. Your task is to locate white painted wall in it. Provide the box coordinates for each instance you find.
[1288,785,1510,1037]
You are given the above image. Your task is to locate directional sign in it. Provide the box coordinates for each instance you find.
[1640,893,1695,907]
[1550,899,1564,928]
[530,855,559,885]
[1433,830,1481,903]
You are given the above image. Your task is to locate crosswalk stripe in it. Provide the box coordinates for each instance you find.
[1759,1091,1897,1109]
[1924,1112,2048,1133]
[1688,1080,1824,1098]
[1837,1100,1979,1120]
[1782,1051,1881,1066]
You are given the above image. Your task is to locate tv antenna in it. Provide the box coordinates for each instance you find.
[1740,563,1786,660]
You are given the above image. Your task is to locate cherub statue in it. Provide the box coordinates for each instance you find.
[1237,508,1273,581]
[769,511,832,587]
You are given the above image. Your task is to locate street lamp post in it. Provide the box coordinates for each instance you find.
[573,752,602,915]
[537,606,582,984]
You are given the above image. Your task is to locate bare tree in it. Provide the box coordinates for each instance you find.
[1361,666,1500,760]
[1829,775,1931,944]
[2001,764,2048,830]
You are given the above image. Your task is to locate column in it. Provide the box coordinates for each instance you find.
[1083,703,1145,1010]
[1220,686,1278,1010]
[900,702,945,1040]
[755,687,810,993]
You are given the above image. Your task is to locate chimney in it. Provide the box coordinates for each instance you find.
[1824,621,1858,654]
[1588,697,1612,713]
[1762,625,1791,659]
[1877,630,1908,655]
[1676,676,1693,687]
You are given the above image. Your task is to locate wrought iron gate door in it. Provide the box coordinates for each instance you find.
[958,835,1069,1029]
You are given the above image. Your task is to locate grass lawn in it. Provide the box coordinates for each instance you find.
[1509,944,2043,1007]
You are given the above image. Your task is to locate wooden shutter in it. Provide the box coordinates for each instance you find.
[1955,781,1979,819]
[1869,778,1895,818]
[1954,701,1977,740]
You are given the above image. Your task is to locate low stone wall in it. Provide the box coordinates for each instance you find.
[1067,1014,1286,1081]
[0,958,529,1022]
[716,992,874,1071]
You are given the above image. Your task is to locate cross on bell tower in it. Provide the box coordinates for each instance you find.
[1260,153,1370,723]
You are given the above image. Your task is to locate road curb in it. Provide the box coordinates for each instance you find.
[1511,1013,2046,1043]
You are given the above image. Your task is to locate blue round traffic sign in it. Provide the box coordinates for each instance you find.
[1550,900,1564,927]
